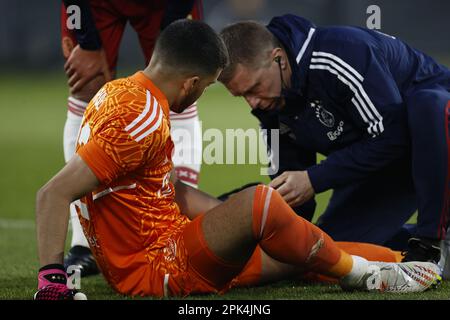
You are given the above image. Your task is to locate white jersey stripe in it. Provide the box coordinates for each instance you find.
[134,109,163,142]
[310,63,383,136]
[311,57,378,129]
[312,52,384,132]
[296,28,316,64]
[312,52,364,82]
[92,183,137,200]
[351,97,375,136]
[125,90,152,132]
[128,96,160,137]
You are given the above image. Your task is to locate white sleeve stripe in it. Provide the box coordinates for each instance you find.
[351,97,375,136]
[296,28,316,64]
[312,52,384,123]
[128,96,160,137]
[125,90,152,132]
[310,63,383,135]
[134,109,163,142]
[312,51,364,82]
[311,57,379,126]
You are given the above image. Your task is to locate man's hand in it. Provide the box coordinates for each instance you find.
[269,171,315,207]
[34,264,87,300]
[64,45,112,94]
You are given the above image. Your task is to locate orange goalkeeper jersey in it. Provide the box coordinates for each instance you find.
[74,71,190,294]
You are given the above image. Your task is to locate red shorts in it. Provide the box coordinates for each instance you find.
[60,0,203,69]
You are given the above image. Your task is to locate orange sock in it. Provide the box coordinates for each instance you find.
[252,185,353,278]
[336,242,402,262]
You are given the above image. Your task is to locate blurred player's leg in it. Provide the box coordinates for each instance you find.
[171,105,202,187]
[131,0,204,188]
[60,1,125,276]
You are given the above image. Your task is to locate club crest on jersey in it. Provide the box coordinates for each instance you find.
[310,100,335,128]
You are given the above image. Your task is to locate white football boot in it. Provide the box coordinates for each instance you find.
[340,259,442,293]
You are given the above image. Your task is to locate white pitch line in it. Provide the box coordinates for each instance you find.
[0,218,35,230]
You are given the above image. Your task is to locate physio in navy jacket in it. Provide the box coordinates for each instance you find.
[219,15,450,263]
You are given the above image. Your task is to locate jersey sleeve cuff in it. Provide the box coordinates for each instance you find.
[77,139,121,185]
[307,164,332,194]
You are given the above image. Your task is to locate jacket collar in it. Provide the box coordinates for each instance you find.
[267,14,317,99]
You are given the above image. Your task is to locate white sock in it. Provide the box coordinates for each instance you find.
[64,98,90,248]
[340,255,369,285]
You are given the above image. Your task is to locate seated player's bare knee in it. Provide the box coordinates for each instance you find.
[230,185,259,209]
[70,74,107,102]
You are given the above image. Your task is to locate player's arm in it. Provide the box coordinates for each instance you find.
[36,154,99,266]
[34,154,98,300]
[171,170,221,220]
[62,0,111,93]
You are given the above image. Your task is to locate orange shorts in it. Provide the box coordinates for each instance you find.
[167,214,246,296]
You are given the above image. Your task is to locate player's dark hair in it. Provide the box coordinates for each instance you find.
[154,19,229,76]
[219,21,279,83]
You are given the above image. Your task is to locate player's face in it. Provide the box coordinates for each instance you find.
[224,62,284,112]
[172,69,222,113]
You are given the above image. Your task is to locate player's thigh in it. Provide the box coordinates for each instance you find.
[190,0,204,20]
[179,187,258,291]
[128,3,165,63]
[201,187,257,264]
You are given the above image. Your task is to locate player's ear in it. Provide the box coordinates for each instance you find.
[182,76,200,93]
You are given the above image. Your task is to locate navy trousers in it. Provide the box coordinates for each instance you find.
[316,88,450,249]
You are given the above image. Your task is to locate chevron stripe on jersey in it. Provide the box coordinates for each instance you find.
[125,90,163,142]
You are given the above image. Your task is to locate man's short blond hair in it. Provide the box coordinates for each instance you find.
[219,21,279,83]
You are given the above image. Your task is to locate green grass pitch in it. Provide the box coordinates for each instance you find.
[0,72,448,300]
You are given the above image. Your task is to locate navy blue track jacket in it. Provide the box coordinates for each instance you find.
[255,14,450,194]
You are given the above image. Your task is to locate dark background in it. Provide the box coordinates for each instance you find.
[1,0,449,72]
